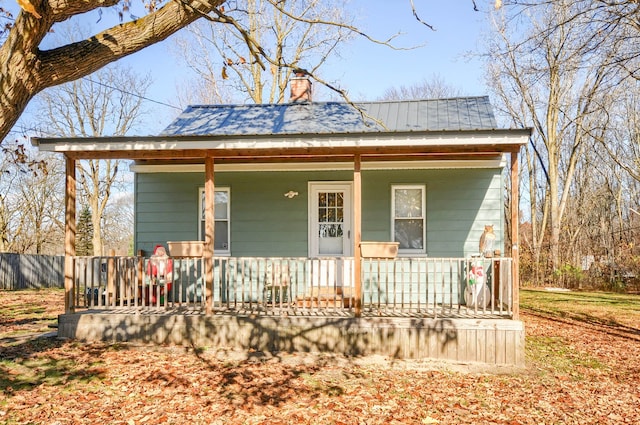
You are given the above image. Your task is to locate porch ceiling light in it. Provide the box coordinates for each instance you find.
[284,190,299,199]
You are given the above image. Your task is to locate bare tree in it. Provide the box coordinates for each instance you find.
[36,64,148,255]
[487,0,624,279]
[0,142,28,252]
[13,156,65,254]
[377,74,464,101]
[501,0,640,80]
[594,78,640,183]
[101,193,135,255]
[176,0,355,104]
[0,141,63,254]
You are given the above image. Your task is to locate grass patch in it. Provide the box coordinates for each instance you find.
[300,372,345,396]
[1,304,46,319]
[526,335,606,379]
[522,289,638,379]
[521,289,640,329]
[0,339,106,394]
[0,357,105,394]
[0,288,64,338]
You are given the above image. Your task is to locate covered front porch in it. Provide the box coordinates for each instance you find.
[48,145,524,320]
[57,254,524,365]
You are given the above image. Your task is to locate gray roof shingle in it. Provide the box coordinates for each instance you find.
[161,96,498,136]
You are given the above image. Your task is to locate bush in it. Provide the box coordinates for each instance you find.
[552,264,584,289]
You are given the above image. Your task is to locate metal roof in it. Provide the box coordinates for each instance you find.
[161,97,498,136]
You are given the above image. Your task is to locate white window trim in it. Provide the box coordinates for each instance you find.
[198,187,231,256]
[391,184,427,255]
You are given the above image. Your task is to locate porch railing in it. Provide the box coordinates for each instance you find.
[71,256,513,318]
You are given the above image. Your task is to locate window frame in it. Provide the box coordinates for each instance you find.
[391,184,426,255]
[198,187,231,256]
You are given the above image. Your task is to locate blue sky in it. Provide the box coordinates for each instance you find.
[135,1,490,132]
[12,1,493,136]
[320,1,491,100]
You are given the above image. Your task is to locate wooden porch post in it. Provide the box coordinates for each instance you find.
[64,156,76,314]
[510,150,520,320]
[353,154,362,317]
[204,154,215,315]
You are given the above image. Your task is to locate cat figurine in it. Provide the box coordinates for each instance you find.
[479,224,496,257]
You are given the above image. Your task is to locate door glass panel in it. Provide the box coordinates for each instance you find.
[319,207,327,222]
[319,224,344,238]
[318,191,345,255]
[327,208,336,222]
[319,193,327,207]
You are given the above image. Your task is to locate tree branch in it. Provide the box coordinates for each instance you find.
[48,0,121,22]
[38,1,221,86]
[0,0,222,141]
[410,0,435,31]
[265,0,408,49]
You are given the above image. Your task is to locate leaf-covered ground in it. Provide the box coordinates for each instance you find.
[0,288,639,424]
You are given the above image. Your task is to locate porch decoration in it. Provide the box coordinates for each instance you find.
[479,224,497,258]
[359,241,399,258]
[465,256,490,308]
[167,241,204,258]
[146,245,173,305]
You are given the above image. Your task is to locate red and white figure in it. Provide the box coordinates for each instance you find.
[465,259,490,308]
[146,245,173,304]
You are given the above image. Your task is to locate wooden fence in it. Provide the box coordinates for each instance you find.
[0,253,64,290]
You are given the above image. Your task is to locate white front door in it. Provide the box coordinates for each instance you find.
[309,182,353,257]
[309,182,354,287]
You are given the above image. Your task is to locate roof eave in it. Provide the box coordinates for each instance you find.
[32,128,532,155]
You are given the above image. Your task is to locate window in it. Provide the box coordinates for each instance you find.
[199,187,230,255]
[391,185,426,254]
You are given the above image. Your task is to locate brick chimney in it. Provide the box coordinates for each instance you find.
[290,69,312,102]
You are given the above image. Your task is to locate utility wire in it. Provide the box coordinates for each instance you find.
[82,77,182,110]
[2,78,182,141]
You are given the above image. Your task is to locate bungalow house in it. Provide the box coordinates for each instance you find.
[33,77,531,365]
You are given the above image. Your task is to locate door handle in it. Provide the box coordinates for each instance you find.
[348,230,350,239]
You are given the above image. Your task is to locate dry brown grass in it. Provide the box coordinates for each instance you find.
[0,288,638,424]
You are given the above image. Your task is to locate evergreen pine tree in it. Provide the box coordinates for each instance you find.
[76,205,94,256]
